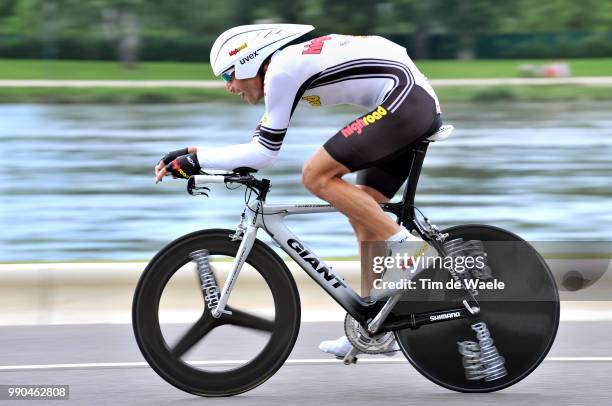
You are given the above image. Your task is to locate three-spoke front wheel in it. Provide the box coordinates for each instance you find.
[132,229,301,397]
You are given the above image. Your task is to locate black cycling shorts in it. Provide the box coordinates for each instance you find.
[323,84,442,199]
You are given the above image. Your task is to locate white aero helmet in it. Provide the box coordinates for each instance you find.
[210,24,315,80]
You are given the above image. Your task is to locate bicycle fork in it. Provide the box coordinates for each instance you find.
[209,223,258,318]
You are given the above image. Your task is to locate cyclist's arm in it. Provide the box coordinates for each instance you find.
[197,71,301,171]
[196,138,277,171]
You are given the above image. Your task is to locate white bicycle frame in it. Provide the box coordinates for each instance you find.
[211,196,368,319]
[194,128,464,325]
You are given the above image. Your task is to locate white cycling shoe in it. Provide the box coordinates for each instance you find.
[318,335,400,358]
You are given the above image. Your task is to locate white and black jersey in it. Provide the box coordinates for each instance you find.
[197,34,441,189]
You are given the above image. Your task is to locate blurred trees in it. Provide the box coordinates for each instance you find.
[428,0,514,59]
[0,0,611,61]
[510,0,612,32]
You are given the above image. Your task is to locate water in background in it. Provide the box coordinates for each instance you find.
[1,101,610,261]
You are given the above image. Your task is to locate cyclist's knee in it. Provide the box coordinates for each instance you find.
[302,160,335,195]
[301,161,324,194]
[302,148,348,193]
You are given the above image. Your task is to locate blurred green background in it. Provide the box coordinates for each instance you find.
[1,1,611,261]
[2,0,612,60]
[0,0,611,103]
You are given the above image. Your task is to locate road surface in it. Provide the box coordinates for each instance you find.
[0,321,610,405]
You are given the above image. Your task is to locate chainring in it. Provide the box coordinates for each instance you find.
[344,313,396,354]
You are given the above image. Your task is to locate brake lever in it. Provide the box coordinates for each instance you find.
[187,176,210,196]
[189,186,210,197]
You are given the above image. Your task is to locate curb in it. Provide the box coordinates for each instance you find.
[0,259,610,325]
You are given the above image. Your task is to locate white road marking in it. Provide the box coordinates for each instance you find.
[1,357,612,372]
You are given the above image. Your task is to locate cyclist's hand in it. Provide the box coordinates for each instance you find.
[155,147,199,183]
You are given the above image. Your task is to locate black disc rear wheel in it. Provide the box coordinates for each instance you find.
[394,224,559,393]
[132,229,301,397]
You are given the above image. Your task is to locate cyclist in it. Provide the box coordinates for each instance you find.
[154,24,442,358]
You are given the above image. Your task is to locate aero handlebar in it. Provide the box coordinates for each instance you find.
[187,169,269,198]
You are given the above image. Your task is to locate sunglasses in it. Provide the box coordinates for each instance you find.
[221,68,235,83]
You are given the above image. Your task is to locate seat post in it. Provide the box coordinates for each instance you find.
[399,141,429,227]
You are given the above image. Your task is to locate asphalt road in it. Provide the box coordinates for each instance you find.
[0,321,611,405]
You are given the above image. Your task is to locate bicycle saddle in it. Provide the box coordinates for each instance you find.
[427,124,455,142]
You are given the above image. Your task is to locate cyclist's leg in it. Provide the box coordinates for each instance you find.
[322,86,441,294]
[318,183,399,358]
[352,173,404,296]
[302,150,401,242]
[314,85,441,357]
[344,185,390,296]
[353,147,437,295]
[303,159,400,358]
[302,88,438,241]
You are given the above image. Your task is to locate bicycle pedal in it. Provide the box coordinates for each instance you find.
[337,355,358,365]
[341,347,360,365]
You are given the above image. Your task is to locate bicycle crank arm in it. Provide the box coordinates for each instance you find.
[377,307,474,332]
[367,293,402,334]
[342,346,360,365]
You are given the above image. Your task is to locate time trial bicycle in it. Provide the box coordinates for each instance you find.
[132,125,559,396]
